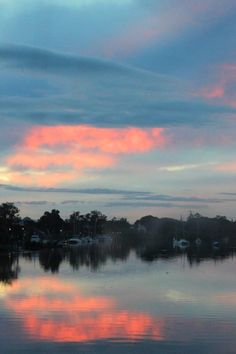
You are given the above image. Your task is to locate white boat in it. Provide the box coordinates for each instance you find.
[212,241,220,249]
[30,234,41,244]
[195,238,202,246]
[173,238,190,249]
[68,236,97,247]
[67,238,82,247]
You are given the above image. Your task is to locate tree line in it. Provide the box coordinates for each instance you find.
[134,212,236,247]
[1,202,236,247]
[0,202,130,245]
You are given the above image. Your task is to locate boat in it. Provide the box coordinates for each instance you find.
[27,234,42,250]
[30,234,41,244]
[67,238,82,247]
[195,238,202,246]
[67,236,97,247]
[173,238,190,249]
[212,241,220,249]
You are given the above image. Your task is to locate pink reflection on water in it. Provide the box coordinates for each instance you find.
[5,277,165,343]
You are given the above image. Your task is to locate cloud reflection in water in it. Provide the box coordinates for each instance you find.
[5,277,164,343]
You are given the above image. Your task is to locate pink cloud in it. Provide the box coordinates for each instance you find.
[7,171,79,187]
[7,150,115,170]
[5,125,167,186]
[23,125,166,154]
[199,86,225,99]
[92,0,235,59]
[215,162,236,173]
[194,63,236,107]
[97,12,192,58]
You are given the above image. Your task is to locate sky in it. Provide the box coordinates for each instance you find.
[0,0,236,221]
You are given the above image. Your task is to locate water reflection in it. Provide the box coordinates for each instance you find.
[136,243,236,265]
[28,242,131,274]
[1,244,236,353]
[2,273,236,348]
[39,249,64,273]
[0,253,19,284]
[5,277,164,343]
[0,242,236,281]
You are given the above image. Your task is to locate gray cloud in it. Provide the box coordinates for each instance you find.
[14,200,50,206]
[0,184,151,196]
[61,200,87,205]
[0,43,131,77]
[0,184,228,206]
[122,194,222,204]
[105,201,208,209]
[0,43,234,131]
[1,96,234,128]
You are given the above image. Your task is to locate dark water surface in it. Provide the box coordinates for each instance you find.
[1,245,236,354]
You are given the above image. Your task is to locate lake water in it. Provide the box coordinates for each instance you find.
[1,244,236,354]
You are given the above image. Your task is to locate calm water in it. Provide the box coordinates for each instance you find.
[1,245,236,354]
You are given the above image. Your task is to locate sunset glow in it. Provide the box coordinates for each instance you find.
[5,125,166,187]
[2,2,236,354]
[0,0,236,219]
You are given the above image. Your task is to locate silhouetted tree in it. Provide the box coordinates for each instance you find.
[69,210,107,236]
[105,217,130,233]
[38,209,65,237]
[90,210,107,235]
[0,203,20,244]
